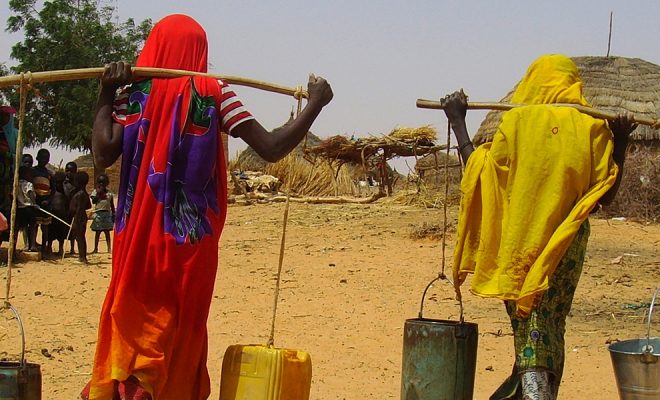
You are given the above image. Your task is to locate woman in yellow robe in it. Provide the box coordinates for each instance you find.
[442,54,637,399]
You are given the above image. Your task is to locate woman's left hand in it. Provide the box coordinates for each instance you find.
[610,112,638,145]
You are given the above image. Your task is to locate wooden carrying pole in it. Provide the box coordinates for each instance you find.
[416,99,660,129]
[0,67,308,98]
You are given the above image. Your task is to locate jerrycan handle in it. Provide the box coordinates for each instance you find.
[3,301,27,367]
[418,274,464,323]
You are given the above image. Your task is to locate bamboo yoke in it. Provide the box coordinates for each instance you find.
[416,98,660,129]
[2,66,307,311]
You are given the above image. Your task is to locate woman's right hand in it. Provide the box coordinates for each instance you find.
[101,62,133,89]
[442,90,468,124]
[306,74,333,108]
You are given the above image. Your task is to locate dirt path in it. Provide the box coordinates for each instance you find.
[1,202,658,399]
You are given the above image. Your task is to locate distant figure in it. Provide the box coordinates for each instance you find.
[69,171,91,264]
[63,161,77,198]
[32,148,53,257]
[21,153,33,168]
[15,166,37,254]
[48,172,70,256]
[90,174,115,253]
[20,153,34,249]
[63,161,78,253]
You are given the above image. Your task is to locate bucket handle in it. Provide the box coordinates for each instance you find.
[3,301,27,367]
[644,287,659,356]
[418,274,464,323]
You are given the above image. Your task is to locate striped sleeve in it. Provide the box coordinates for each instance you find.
[219,81,254,137]
[112,86,130,126]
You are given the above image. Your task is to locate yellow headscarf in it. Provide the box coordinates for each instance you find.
[453,54,617,316]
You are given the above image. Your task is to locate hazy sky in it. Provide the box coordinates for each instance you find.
[2,1,659,171]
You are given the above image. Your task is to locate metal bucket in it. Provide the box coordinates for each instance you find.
[401,276,478,400]
[0,303,42,400]
[608,288,659,400]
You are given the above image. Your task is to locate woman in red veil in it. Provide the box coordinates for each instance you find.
[83,14,332,400]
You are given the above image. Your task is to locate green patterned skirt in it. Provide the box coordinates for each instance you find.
[491,219,590,399]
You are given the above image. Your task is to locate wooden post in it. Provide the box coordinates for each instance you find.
[383,150,393,196]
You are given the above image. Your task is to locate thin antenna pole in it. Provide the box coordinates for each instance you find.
[607,11,613,57]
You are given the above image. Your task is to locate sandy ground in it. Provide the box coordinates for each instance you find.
[0,202,658,399]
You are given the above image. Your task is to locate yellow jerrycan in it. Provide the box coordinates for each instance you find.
[218,344,312,400]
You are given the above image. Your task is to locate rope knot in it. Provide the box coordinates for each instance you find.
[293,85,306,100]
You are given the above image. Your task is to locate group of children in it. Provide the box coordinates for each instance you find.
[13,149,115,264]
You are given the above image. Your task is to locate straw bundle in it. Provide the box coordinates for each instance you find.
[473,56,660,145]
[307,126,445,165]
[305,135,377,164]
[388,125,437,142]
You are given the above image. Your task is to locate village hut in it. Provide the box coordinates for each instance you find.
[414,151,461,180]
[232,130,323,171]
[472,56,660,220]
[230,129,369,197]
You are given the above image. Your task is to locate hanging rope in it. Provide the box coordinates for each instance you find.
[267,195,290,347]
[439,121,451,280]
[417,120,464,322]
[294,85,310,152]
[5,72,30,306]
[266,94,304,347]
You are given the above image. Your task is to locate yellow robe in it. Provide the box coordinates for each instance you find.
[453,55,618,316]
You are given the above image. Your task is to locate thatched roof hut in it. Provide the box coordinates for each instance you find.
[473,56,660,145]
[414,151,461,174]
[232,131,322,171]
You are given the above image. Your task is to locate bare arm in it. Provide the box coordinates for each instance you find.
[599,112,637,206]
[92,62,133,169]
[232,74,333,163]
[442,90,474,163]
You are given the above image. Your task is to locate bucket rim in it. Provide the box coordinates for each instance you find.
[0,360,42,369]
[607,336,660,355]
[405,317,478,328]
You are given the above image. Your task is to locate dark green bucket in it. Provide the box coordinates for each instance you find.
[401,276,478,400]
[0,303,42,400]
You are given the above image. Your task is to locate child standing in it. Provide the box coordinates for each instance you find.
[48,172,70,256]
[16,166,36,254]
[32,148,53,257]
[69,171,91,264]
[90,174,114,253]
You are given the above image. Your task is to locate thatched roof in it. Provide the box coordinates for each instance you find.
[474,56,660,145]
[233,131,323,171]
[415,151,460,172]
